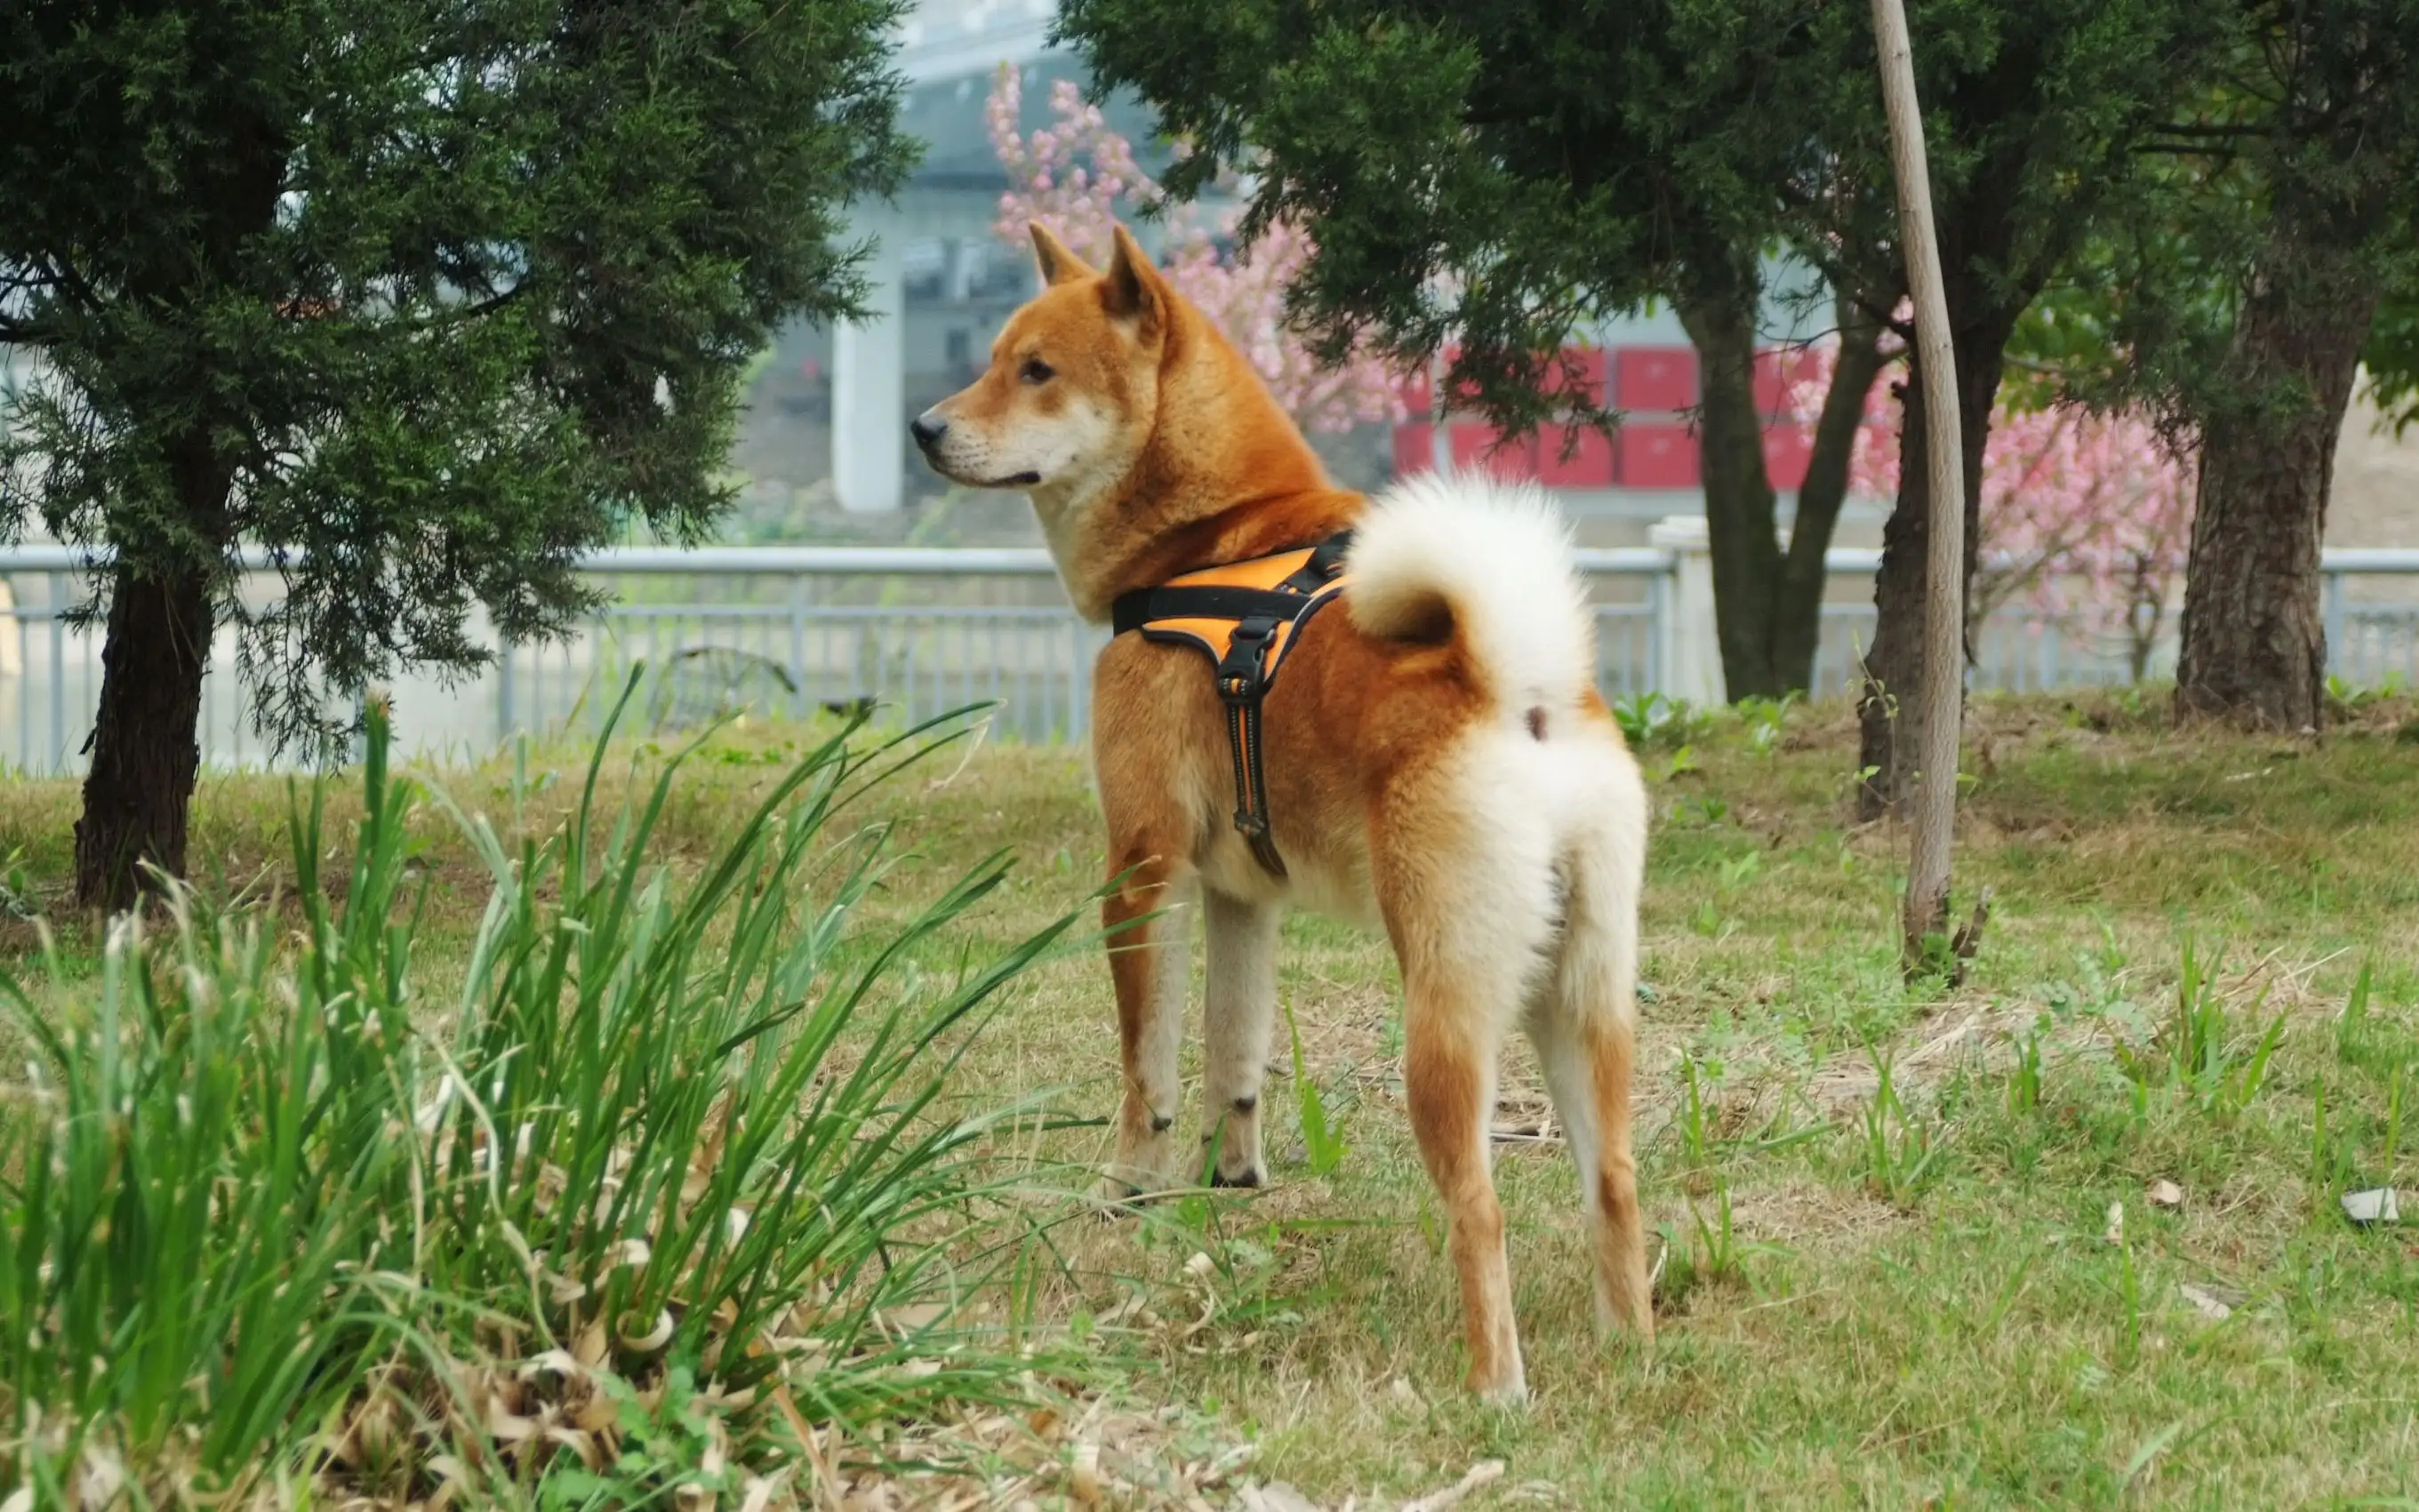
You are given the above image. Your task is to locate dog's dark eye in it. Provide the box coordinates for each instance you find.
[1020,357,1054,385]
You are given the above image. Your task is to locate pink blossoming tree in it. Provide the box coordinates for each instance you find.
[987,65,1404,435]
[1787,343,2195,681]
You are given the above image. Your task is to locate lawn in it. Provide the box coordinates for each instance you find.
[3,689,2415,1508]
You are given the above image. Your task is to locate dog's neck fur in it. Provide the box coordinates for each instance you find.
[1029,290,1365,621]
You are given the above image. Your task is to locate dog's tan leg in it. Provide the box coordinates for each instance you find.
[1202,888,1280,1187]
[1373,748,1558,1403]
[1527,969,1651,1340]
[1102,858,1193,1196]
[1526,775,1653,1340]
[1402,967,1524,1401]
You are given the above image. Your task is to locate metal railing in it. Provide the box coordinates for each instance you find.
[0,542,2413,776]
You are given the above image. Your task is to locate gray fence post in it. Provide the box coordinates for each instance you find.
[2323,569,2346,679]
[47,572,68,774]
[1646,515,1720,706]
[495,635,517,747]
[787,577,809,718]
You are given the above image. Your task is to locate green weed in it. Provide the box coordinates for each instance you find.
[2118,939,2286,1119]
[0,683,1083,1502]
[1861,1043,1950,1207]
[1283,996,1350,1179]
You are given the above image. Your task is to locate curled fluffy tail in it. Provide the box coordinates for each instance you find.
[1344,472,1596,712]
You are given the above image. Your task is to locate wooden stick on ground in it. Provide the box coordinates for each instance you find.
[1868,0,1972,975]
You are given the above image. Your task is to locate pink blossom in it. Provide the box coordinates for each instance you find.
[987,64,1405,434]
[1783,336,2196,678]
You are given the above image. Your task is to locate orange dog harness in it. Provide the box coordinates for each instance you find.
[1110,532,1354,876]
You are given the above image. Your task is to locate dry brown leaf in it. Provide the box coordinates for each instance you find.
[485,1395,541,1444]
[75,1444,126,1512]
[878,1302,949,1335]
[1399,1460,1507,1512]
[2178,1283,2233,1321]
[519,1348,586,1382]
[738,1472,788,1512]
[778,1390,847,1511]
[545,1425,605,1470]
[620,1308,677,1353]
[573,1388,620,1435]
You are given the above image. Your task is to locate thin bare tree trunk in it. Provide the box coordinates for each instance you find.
[1869,0,1967,972]
[1773,293,1889,694]
[1854,318,2005,819]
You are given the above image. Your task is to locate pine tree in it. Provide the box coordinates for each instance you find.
[1,0,914,908]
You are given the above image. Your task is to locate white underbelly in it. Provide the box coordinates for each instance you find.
[1196,827,1383,931]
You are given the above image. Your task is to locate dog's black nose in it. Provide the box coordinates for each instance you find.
[909,412,947,449]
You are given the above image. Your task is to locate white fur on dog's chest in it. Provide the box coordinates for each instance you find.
[1194,828,1383,932]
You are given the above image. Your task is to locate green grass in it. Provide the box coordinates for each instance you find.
[4,687,2419,1507]
[0,692,1104,1506]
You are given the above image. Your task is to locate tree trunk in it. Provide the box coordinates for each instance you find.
[1681,281,1892,701]
[74,431,228,915]
[1855,316,2009,820]
[1772,292,1889,693]
[2173,226,2380,731]
[74,560,216,912]
[1678,292,1787,700]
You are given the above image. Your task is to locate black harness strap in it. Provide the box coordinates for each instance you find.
[1109,530,1354,878]
[1110,584,1311,636]
[1215,614,1288,875]
[1286,531,1355,591]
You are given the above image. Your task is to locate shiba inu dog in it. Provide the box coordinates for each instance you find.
[912,221,1652,1399]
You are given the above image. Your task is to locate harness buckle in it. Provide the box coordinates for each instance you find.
[1215,616,1279,705]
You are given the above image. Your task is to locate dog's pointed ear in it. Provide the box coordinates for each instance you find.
[1029,222,1096,286]
[1101,223,1167,332]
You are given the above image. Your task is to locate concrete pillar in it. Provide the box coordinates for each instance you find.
[833,228,906,515]
[946,237,980,302]
[0,580,20,678]
[1648,513,1724,707]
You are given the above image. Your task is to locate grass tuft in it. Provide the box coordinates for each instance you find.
[0,680,1090,1506]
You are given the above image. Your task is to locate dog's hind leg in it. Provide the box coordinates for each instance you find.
[1375,764,1559,1403]
[1202,888,1281,1188]
[1400,957,1525,1400]
[1103,854,1195,1197]
[1523,773,1654,1341]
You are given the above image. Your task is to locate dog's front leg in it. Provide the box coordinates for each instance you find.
[1202,888,1280,1188]
[1102,854,1193,1197]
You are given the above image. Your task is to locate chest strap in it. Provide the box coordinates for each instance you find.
[1109,531,1354,876]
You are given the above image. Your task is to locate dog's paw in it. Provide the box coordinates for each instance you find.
[1093,1168,1164,1216]
[1208,1165,1264,1190]
[1475,1380,1530,1410]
